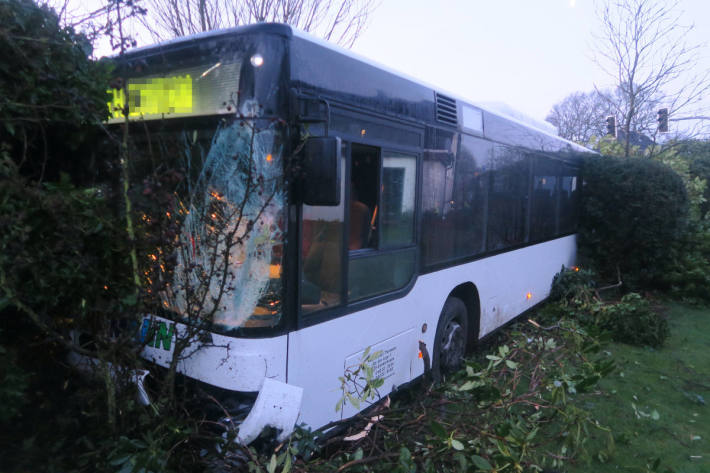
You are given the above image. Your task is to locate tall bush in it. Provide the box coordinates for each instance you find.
[653,141,710,302]
[0,2,141,469]
[0,0,111,180]
[681,141,710,221]
[579,155,689,289]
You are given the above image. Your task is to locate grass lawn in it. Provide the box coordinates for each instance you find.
[568,303,710,473]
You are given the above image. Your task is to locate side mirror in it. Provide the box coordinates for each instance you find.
[302,136,341,206]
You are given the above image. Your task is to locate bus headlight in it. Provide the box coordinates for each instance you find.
[250,54,264,67]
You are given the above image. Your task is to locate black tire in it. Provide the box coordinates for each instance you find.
[432,297,469,382]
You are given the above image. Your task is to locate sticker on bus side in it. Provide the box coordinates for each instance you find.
[139,318,176,351]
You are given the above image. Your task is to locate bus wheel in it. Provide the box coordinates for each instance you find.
[432,297,468,382]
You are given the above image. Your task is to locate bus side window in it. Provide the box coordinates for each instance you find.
[486,145,529,251]
[348,146,417,301]
[380,153,416,247]
[529,155,559,242]
[558,164,580,234]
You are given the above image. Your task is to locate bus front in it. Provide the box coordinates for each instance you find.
[105,25,301,442]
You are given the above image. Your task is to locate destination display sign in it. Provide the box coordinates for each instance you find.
[107,60,240,122]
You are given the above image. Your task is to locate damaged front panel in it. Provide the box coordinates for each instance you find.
[161,115,286,332]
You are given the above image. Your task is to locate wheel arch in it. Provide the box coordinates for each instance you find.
[448,282,481,349]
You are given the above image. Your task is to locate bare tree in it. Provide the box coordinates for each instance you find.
[546,90,612,143]
[139,0,377,47]
[546,87,660,144]
[593,0,710,156]
[40,0,148,54]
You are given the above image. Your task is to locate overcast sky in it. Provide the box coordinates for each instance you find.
[81,0,710,126]
[349,0,710,122]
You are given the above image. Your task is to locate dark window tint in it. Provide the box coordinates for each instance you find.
[558,163,580,234]
[349,145,379,250]
[349,249,415,301]
[331,113,421,148]
[486,145,530,251]
[451,135,492,258]
[421,130,457,265]
[529,156,559,241]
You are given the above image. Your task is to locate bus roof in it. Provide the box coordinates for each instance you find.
[116,23,589,154]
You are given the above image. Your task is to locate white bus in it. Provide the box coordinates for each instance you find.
[100,23,588,442]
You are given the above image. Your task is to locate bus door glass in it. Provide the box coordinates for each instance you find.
[300,146,347,314]
[348,143,417,302]
[300,140,418,315]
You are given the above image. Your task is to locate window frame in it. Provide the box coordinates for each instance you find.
[297,108,424,329]
[347,145,419,302]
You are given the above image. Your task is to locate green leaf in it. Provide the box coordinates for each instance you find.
[453,452,468,471]
[451,439,465,451]
[505,360,518,369]
[282,453,292,473]
[109,455,131,466]
[525,427,539,442]
[266,454,277,473]
[651,410,660,421]
[399,446,411,462]
[652,457,662,470]
[117,461,135,473]
[347,393,360,409]
[429,421,447,439]
[471,455,493,470]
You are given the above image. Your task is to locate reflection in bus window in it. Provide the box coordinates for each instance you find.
[421,130,457,265]
[530,156,559,242]
[559,165,579,234]
[380,152,416,247]
[301,157,346,313]
[349,249,415,301]
[451,135,492,258]
[487,146,529,251]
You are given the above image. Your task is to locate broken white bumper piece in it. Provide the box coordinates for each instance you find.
[236,378,304,445]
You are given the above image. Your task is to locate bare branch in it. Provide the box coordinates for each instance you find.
[591,0,710,153]
[137,0,378,47]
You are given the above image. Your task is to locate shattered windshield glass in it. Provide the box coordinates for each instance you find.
[129,117,286,334]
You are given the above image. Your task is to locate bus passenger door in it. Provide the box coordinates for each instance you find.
[290,138,421,428]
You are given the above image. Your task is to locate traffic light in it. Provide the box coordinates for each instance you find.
[606,116,616,137]
[658,108,669,133]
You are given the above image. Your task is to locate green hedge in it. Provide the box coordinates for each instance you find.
[579,155,689,289]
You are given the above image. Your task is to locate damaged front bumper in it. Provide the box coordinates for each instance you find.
[67,350,304,445]
[234,378,303,444]
[68,315,302,444]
